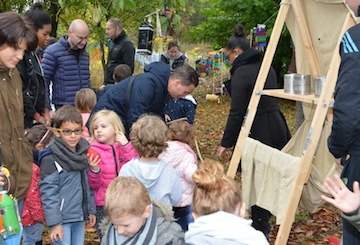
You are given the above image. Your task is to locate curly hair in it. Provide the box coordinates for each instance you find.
[192,159,242,217]
[166,120,194,145]
[130,114,168,158]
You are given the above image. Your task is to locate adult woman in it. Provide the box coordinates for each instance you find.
[17,2,52,128]
[216,24,291,238]
[160,40,187,70]
[0,11,37,244]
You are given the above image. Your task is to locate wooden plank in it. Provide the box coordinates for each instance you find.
[291,0,321,77]
[259,89,334,106]
[226,2,290,178]
[274,12,355,245]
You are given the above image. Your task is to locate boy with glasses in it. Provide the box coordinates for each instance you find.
[39,105,96,245]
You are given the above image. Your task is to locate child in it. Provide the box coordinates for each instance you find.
[87,109,138,240]
[159,119,197,231]
[75,88,97,141]
[321,175,360,232]
[101,176,184,245]
[164,94,197,125]
[113,64,132,83]
[185,159,269,245]
[97,64,132,100]
[119,114,182,207]
[39,105,96,245]
[22,125,53,245]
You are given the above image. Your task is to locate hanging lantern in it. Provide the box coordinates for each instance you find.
[137,22,154,55]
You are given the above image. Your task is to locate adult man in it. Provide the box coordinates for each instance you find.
[328,0,360,243]
[42,19,91,110]
[90,62,198,134]
[104,18,135,85]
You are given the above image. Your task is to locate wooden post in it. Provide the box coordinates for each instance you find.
[274,12,355,245]
[291,0,321,77]
[226,2,290,178]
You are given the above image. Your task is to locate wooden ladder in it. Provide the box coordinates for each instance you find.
[226,1,356,244]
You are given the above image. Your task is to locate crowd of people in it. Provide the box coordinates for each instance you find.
[1,0,360,244]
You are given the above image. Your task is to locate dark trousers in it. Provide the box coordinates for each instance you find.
[173,206,190,231]
[341,154,360,243]
[251,205,271,239]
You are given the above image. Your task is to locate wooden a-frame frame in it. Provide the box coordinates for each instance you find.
[226,1,356,244]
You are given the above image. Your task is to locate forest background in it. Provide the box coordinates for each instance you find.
[2,0,343,244]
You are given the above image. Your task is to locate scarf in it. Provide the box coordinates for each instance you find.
[49,136,89,171]
[104,204,157,245]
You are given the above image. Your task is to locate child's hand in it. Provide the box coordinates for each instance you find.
[88,148,101,172]
[321,174,360,214]
[86,214,96,228]
[116,131,129,146]
[165,114,171,122]
[50,224,63,242]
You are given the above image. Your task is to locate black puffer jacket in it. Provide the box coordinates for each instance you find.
[104,31,135,85]
[221,48,290,150]
[17,51,48,128]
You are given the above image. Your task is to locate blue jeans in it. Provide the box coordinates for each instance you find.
[22,223,44,245]
[4,199,23,245]
[53,221,85,245]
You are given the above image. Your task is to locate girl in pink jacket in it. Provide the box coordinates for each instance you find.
[159,119,198,231]
[87,109,138,240]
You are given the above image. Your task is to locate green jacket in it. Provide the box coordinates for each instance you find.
[0,65,33,200]
[342,209,360,232]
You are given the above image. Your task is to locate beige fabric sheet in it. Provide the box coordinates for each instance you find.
[241,119,341,224]
[242,137,300,224]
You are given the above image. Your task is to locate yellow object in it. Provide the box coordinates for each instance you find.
[205,94,219,102]
[2,167,10,177]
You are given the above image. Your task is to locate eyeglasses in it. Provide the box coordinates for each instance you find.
[56,128,83,136]
[225,50,235,60]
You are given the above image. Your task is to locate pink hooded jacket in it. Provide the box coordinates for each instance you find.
[88,141,139,206]
[159,140,197,207]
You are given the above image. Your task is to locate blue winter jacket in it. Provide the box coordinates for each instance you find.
[39,147,95,227]
[42,36,90,106]
[90,62,170,133]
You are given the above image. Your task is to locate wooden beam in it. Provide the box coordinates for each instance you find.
[226,2,290,178]
[291,0,321,77]
[274,12,355,245]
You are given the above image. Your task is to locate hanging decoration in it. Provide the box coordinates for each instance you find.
[254,24,267,52]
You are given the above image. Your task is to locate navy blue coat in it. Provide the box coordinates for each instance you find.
[91,62,170,133]
[327,23,360,245]
[42,36,90,106]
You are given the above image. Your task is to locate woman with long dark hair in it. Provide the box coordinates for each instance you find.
[17,2,52,129]
[216,23,291,239]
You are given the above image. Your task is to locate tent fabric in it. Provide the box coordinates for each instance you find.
[281,118,342,213]
[242,137,300,224]
[281,0,354,119]
[241,118,341,224]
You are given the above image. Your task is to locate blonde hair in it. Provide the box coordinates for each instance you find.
[75,88,96,113]
[89,109,126,139]
[166,120,194,145]
[104,176,151,218]
[130,114,168,158]
[192,159,242,216]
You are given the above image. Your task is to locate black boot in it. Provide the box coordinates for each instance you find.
[251,205,271,240]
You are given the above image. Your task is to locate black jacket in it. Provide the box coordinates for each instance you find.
[104,31,135,85]
[17,51,47,128]
[221,48,290,150]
